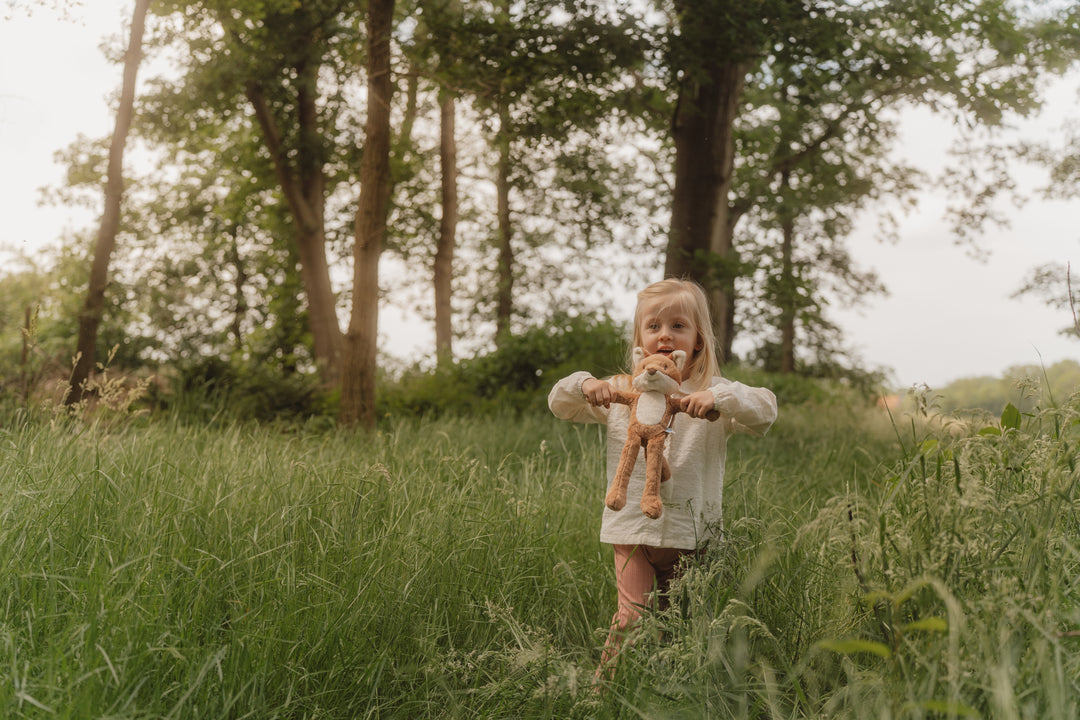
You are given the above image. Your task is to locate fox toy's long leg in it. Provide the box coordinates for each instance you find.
[606,437,641,511]
[640,435,666,519]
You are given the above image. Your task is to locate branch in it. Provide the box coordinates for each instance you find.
[770,84,907,181]
[1069,262,1079,338]
[244,81,318,232]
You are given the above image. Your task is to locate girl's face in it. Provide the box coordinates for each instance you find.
[637,300,703,364]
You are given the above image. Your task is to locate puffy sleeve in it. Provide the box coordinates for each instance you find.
[548,371,610,425]
[709,377,778,437]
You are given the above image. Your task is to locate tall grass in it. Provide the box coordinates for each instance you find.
[1,387,1079,718]
[609,396,1080,719]
[0,412,609,718]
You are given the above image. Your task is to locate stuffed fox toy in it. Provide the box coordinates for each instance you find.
[605,348,717,519]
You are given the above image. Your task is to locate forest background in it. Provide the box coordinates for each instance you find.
[2,0,1080,425]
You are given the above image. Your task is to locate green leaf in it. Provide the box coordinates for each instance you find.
[908,699,980,717]
[1001,403,1021,430]
[815,638,892,659]
[979,426,1002,437]
[902,616,948,633]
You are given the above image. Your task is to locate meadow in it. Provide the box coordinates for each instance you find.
[1,383,1079,718]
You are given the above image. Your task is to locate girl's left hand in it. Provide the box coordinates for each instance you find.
[679,390,716,419]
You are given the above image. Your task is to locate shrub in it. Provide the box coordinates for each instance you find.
[165,355,334,424]
[377,312,627,419]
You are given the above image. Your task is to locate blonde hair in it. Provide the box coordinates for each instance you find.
[629,278,722,390]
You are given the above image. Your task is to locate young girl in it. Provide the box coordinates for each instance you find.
[548,278,778,679]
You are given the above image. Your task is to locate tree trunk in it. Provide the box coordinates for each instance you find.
[293,221,342,382]
[494,101,514,342]
[664,59,748,363]
[400,69,419,148]
[779,209,797,374]
[245,69,343,385]
[67,0,151,405]
[340,0,395,428]
[434,89,458,364]
[227,224,248,351]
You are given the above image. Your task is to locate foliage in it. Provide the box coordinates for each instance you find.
[16,0,1080,426]
[0,256,74,404]
[721,0,1080,374]
[409,0,660,335]
[163,354,335,424]
[33,0,668,387]
[931,358,1080,415]
[42,125,314,373]
[377,311,627,418]
[727,363,881,410]
[0,243,154,407]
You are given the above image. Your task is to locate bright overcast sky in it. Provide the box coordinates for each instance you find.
[2,2,1079,391]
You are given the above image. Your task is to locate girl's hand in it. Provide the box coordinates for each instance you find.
[680,390,717,419]
[582,378,615,408]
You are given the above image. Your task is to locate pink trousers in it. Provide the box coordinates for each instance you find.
[597,543,697,676]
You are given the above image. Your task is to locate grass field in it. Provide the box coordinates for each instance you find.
[1,388,1078,718]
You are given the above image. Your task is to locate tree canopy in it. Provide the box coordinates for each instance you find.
[5,0,1079,419]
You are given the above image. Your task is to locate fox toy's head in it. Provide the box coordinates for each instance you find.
[630,347,685,394]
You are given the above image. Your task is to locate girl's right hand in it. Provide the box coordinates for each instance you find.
[582,378,615,408]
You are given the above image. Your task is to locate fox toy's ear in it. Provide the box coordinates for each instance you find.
[632,346,646,366]
[670,350,687,371]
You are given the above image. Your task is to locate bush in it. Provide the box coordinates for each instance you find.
[377,312,628,419]
[165,355,335,424]
[376,317,891,421]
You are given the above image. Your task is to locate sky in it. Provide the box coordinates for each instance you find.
[2,2,1079,391]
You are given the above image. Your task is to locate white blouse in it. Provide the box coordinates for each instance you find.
[548,371,777,549]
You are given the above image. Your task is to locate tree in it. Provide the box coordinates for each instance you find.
[410,0,460,363]
[427,0,646,342]
[67,0,151,405]
[731,41,917,373]
[340,0,396,429]
[662,0,771,360]
[657,0,1078,362]
[119,146,311,369]
[231,2,358,385]
[434,83,458,363]
[144,0,369,385]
